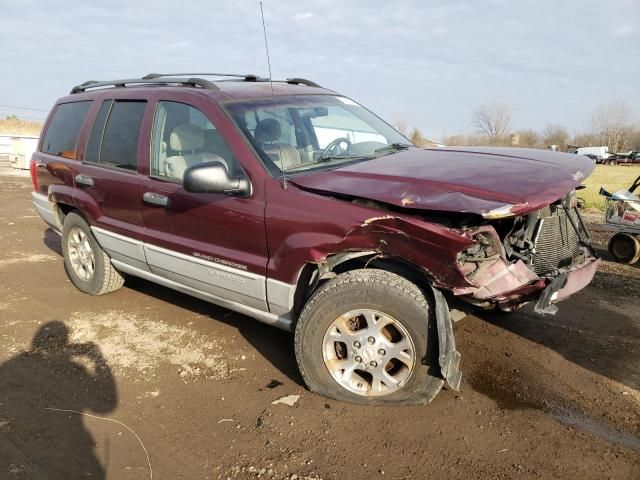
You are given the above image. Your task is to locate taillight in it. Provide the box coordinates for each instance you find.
[29,159,38,192]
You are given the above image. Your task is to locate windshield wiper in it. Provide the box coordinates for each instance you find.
[315,155,367,164]
[374,143,413,155]
[285,155,370,172]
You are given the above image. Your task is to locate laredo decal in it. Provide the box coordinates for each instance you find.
[208,269,247,284]
[192,252,248,271]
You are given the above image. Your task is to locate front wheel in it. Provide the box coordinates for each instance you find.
[294,269,443,405]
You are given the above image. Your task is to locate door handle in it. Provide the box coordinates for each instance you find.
[143,192,170,207]
[75,174,94,187]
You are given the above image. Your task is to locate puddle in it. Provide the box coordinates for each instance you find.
[466,362,542,410]
[550,409,640,452]
[468,362,640,452]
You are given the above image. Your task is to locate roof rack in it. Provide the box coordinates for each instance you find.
[143,73,322,88]
[285,78,322,88]
[69,74,324,94]
[143,72,261,81]
[69,77,218,94]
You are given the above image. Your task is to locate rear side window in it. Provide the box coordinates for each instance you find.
[85,100,146,171]
[41,101,91,159]
[85,100,111,163]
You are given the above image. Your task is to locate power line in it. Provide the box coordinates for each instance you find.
[0,103,49,112]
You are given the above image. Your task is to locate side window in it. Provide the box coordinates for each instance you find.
[99,101,146,171]
[41,101,92,159]
[84,100,145,170]
[85,100,112,163]
[151,101,237,181]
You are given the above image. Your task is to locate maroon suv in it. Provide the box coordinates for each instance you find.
[31,73,599,404]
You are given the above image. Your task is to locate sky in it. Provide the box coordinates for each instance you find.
[1,0,638,140]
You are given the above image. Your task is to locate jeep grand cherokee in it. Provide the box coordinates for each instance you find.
[30,73,599,404]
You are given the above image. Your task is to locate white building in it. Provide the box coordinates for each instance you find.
[0,134,40,169]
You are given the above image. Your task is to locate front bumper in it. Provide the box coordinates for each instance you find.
[533,257,601,314]
[454,250,600,313]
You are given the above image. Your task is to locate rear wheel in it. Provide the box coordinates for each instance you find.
[608,233,640,265]
[294,269,443,405]
[62,212,125,295]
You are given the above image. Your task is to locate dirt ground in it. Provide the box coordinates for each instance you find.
[0,162,638,480]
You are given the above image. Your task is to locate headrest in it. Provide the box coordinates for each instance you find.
[170,123,204,151]
[254,118,281,144]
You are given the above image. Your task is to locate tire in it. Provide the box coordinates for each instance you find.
[608,233,640,265]
[62,212,125,295]
[294,269,444,405]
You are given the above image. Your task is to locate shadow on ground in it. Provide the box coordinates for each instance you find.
[41,227,303,387]
[126,276,304,387]
[43,228,62,256]
[476,274,639,392]
[0,321,117,478]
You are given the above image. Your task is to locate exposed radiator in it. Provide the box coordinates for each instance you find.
[532,207,581,274]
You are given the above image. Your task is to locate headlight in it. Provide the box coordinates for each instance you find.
[483,204,516,219]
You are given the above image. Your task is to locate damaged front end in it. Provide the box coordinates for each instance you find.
[453,191,599,313]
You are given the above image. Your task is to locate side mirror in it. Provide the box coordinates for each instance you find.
[183,161,251,197]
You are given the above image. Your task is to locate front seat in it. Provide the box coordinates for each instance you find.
[165,123,228,180]
[253,118,301,170]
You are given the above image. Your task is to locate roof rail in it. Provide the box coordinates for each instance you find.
[285,78,322,88]
[69,77,218,94]
[144,73,322,87]
[143,72,260,81]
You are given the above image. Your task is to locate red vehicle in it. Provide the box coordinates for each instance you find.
[31,74,599,404]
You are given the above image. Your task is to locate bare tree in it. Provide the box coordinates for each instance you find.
[573,132,599,148]
[392,114,409,137]
[590,102,636,153]
[513,129,541,148]
[409,128,427,146]
[628,130,640,151]
[442,134,468,146]
[542,124,569,149]
[473,102,512,145]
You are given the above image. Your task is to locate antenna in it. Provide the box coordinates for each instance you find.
[259,1,287,189]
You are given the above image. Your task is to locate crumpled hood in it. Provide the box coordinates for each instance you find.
[290,147,595,217]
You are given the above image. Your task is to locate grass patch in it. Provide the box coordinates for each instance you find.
[580,165,640,211]
[0,118,43,136]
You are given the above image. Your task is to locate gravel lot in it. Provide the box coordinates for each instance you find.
[0,162,638,480]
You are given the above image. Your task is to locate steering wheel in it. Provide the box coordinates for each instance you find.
[319,137,352,160]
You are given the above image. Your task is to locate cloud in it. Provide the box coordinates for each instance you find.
[0,0,637,135]
[614,23,636,35]
[293,12,315,22]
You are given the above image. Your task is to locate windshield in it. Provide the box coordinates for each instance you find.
[224,95,411,175]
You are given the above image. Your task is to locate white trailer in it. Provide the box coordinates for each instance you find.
[575,146,611,161]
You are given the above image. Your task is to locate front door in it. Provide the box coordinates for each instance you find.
[140,99,269,311]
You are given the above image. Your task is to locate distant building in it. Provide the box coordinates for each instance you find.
[0,134,40,169]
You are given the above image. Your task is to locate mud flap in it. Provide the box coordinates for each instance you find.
[429,285,462,391]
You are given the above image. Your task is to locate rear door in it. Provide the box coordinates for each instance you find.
[140,96,269,311]
[74,98,150,271]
